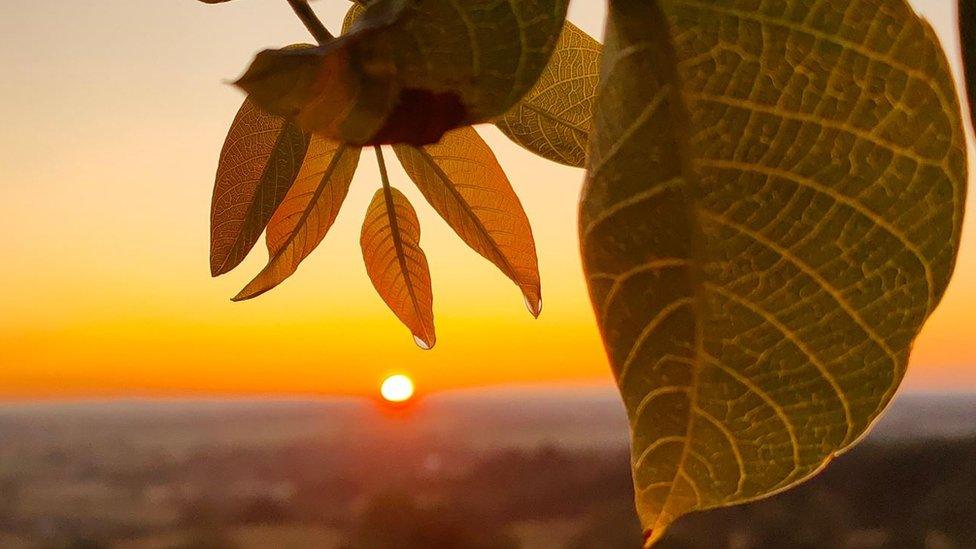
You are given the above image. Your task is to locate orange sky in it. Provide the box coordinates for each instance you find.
[1,1,974,399]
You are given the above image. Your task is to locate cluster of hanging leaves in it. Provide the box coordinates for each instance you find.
[208,0,599,348]
[200,0,971,546]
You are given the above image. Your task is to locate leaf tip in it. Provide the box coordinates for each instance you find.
[210,256,232,278]
[523,294,543,318]
[413,334,436,351]
[230,285,261,302]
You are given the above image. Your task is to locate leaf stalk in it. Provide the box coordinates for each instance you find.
[286,0,333,44]
[375,146,392,192]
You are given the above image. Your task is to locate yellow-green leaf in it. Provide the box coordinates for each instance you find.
[233,136,362,301]
[210,99,310,277]
[361,183,436,350]
[496,21,601,168]
[393,127,542,316]
[236,0,570,146]
[581,1,967,545]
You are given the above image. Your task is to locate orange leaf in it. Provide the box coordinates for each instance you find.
[361,185,436,350]
[393,127,542,317]
[233,135,362,301]
[210,99,309,276]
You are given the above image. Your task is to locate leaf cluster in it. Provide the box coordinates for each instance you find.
[207,2,600,347]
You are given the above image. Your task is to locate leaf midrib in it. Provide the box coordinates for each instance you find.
[415,147,524,288]
[268,145,352,265]
[381,184,429,343]
[622,6,708,540]
[520,102,590,139]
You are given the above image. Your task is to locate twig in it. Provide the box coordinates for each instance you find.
[286,0,333,44]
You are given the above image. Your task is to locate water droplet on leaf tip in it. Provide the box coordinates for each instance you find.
[413,335,433,350]
[524,295,543,318]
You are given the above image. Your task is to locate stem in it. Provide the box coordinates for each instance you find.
[286,0,333,44]
[375,146,392,191]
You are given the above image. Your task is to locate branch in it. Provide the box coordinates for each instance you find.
[286,0,333,44]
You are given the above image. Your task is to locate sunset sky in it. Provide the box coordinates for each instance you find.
[1,1,974,399]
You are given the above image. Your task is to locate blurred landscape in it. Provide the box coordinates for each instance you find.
[0,389,973,549]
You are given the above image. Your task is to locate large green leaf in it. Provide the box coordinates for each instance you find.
[581,1,967,545]
[496,21,602,168]
[236,0,570,146]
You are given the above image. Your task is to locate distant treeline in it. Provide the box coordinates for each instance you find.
[5,435,971,548]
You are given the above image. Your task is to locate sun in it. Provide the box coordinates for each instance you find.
[380,374,415,404]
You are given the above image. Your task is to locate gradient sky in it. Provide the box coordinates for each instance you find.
[0,1,974,399]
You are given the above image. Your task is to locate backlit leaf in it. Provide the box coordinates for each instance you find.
[393,127,542,316]
[210,99,310,276]
[496,22,602,168]
[233,136,362,301]
[959,0,976,129]
[361,185,436,350]
[236,0,570,146]
[581,1,967,545]
[343,3,365,34]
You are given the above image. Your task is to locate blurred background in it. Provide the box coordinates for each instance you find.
[0,390,973,548]
[1,1,974,548]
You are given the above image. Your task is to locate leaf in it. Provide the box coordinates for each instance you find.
[393,127,542,316]
[361,185,436,350]
[236,0,570,147]
[343,3,365,34]
[233,135,362,301]
[581,1,967,545]
[496,21,602,168]
[959,0,976,130]
[210,99,310,277]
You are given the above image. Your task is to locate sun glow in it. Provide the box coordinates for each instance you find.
[380,374,415,403]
